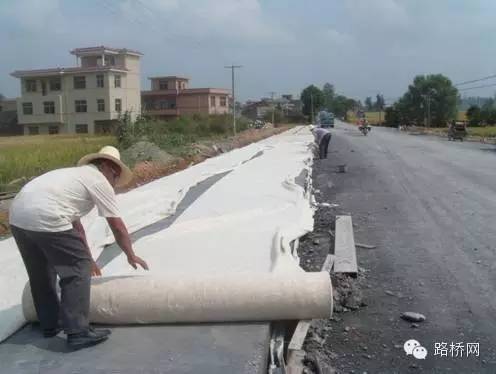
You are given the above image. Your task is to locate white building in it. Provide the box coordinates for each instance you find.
[11,46,142,135]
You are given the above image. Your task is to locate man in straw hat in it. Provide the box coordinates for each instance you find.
[9,145,148,349]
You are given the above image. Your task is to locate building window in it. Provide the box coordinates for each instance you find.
[44,101,55,114]
[210,96,216,107]
[114,75,121,88]
[220,96,227,107]
[159,80,168,90]
[76,124,88,134]
[75,100,87,112]
[49,78,61,91]
[28,126,39,135]
[74,76,86,89]
[96,74,104,88]
[97,99,105,112]
[159,100,168,109]
[115,98,122,112]
[25,80,36,92]
[106,56,115,66]
[22,102,33,115]
[48,126,59,135]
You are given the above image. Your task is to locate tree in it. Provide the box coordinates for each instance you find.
[365,97,373,111]
[480,100,496,125]
[331,95,357,118]
[322,83,335,111]
[374,94,385,111]
[395,74,459,127]
[384,106,400,127]
[466,105,481,126]
[300,85,325,118]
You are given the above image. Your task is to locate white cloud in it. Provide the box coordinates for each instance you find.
[345,0,410,30]
[117,0,292,45]
[0,0,65,32]
[322,29,354,46]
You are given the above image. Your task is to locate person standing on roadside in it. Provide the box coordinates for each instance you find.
[9,146,149,350]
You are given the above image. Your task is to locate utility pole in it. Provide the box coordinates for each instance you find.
[378,93,382,125]
[310,93,314,124]
[224,64,242,135]
[269,91,277,125]
[421,93,432,127]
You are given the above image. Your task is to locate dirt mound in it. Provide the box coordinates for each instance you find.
[121,141,175,167]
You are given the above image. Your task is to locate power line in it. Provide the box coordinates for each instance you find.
[454,74,496,86]
[458,82,496,91]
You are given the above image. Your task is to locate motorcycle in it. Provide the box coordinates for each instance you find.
[359,124,371,136]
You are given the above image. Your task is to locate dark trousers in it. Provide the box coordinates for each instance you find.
[11,226,91,335]
[319,133,331,159]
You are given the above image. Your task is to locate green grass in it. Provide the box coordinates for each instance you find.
[467,126,496,137]
[0,135,116,191]
[346,111,384,124]
[0,114,256,192]
[118,114,251,154]
[421,126,496,138]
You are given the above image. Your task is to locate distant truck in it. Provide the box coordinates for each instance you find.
[317,111,335,128]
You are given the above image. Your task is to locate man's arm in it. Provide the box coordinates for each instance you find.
[73,219,102,276]
[106,217,149,270]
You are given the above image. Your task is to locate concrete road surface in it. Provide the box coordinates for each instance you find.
[320,121,496,372]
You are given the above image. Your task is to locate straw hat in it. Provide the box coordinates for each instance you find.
[77,146,133,187]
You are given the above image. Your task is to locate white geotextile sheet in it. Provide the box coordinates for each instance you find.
[102,127,314,277]
[0,136,277,342]
[1,127,317,340]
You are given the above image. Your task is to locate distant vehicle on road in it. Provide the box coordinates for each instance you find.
[317,111,335,128]
[358,118,371,136]
[447,120,467,141]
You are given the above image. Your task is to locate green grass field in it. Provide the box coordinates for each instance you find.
[347,111,384,124]
[0,135,116,191]
[418,126,496,138]
[347,111,467,125]
[467,126,496,137]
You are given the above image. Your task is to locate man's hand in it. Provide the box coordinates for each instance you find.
[91,260,102,277]
[127,255,149,270]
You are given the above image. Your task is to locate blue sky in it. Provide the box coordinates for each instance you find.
[1,0,496,103]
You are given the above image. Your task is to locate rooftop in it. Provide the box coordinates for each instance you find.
[70,46,143,57]
[11,65,128,78]
[148,76,190,81]
[142,87,230,95]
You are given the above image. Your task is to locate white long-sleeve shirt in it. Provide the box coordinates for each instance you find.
[313,127,331,145]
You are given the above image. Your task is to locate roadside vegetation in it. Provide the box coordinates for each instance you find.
[0,113,267,191]
[0,135,116,192]
[116,113,251,158]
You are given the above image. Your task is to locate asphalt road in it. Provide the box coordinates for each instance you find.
[320,121,496,373]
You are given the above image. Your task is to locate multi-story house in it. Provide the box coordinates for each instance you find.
[11,46,142,135]
[141,76,230,120]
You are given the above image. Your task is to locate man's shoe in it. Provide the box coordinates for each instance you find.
[67,329,110,350]
[89,327,112,337]
[43,327,62,338]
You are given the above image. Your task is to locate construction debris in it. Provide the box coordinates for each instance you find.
[355,243,377,249]
[401,312,426,323]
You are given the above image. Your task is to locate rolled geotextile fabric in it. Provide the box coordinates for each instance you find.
[23,272,332,324]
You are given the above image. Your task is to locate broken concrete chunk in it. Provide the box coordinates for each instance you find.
[401,312,426,323]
